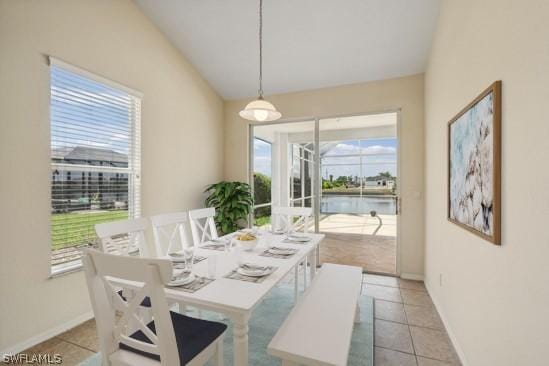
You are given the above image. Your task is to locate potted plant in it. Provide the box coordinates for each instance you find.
[204,181,253,234]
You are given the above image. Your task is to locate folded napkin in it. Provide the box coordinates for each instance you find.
[269,246,297,252]
[240,263,269,271]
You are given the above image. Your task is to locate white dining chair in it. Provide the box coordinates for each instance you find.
[271,206,314,300]
[271,206,313,234]
[95,218,153,311]
[150,212,192,257]
[95,217,150,257]
[82,248,226,366]
[188,208,219,246]
[150,211,200,316]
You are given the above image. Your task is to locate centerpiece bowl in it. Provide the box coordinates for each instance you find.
[234,232,258,251]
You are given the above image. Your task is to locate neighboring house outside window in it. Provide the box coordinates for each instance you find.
[49,58,142,275]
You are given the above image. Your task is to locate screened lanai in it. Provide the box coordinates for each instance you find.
[251,113,398,274]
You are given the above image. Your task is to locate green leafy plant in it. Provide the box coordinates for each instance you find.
[204,181,253,234]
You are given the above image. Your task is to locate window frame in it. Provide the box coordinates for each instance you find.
[251,137,273,227]
[290,143,315,209]
[49,58,143,277]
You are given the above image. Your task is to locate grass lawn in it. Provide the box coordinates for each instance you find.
[51,210,128,250]
[254,215,271,228]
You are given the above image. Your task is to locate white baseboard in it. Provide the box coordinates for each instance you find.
[400,272,424,281]
[0,311,94,356]
[424,282,468,366]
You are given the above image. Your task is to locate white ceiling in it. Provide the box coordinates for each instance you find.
[135,0,440,100]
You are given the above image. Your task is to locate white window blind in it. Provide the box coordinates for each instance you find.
[49,58,141,274]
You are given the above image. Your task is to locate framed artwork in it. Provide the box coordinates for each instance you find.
[448,81,501,245]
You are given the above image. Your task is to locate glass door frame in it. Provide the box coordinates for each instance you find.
[248,109,402,274]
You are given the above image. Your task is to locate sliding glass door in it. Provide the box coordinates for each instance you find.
[317,113,399,274]
[250,112,399,274]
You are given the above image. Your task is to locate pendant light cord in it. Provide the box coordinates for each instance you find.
[258,0,264,99]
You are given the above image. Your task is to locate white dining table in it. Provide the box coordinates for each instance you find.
[111,231,324,366]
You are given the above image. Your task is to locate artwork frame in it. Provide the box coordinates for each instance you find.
[448,81,501,245]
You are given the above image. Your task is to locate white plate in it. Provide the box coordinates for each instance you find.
[237,267,273,277]
[272,229,286,235]
[168,252,187,263]
[172,268,188,277]
[268,248,296,255]
[287,235,311,242]
[167,273,195,287]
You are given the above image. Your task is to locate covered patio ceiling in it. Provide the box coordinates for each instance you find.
[253,112,397,143]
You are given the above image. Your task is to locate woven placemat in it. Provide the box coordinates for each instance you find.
[259,247,297,259]
[169,276,214,293]
[224,266,278,283]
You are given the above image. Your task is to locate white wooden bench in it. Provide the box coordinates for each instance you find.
[268,263,363,366]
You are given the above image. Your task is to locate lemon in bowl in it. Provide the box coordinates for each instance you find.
[234,232,258,251]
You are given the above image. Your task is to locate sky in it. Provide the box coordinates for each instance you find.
[253,138,397,179]
[322,139,397,180]
[254,138,272,176]
[50,65,133,157]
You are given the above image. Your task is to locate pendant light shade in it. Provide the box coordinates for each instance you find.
[239,0,281,122]
[239,98,281,122]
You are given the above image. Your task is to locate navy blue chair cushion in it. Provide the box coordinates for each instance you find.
[119,311,227,365]
[117,290,151,308]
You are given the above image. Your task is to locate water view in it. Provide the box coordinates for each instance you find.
[320,195,396,215]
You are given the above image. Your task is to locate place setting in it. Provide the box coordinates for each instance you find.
[271,228,286,235]
[168,249,207,269]
[265,223,313,244]
[199,237,232,251]
[167,270,214,293]
[224,261,278,284]
[282,232,313,244]
[165,247,215,293]
[259,245,298,259]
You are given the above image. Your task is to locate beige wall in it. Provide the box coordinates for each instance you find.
[0,0,223,351]
[224,74,425,277]
[424,0,549,365]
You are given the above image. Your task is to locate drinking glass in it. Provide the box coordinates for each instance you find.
[285,224,293,239]
[223,238,232,252]
[183,247,195,271]
[262,232,273,249]
[251,226,260,236]
[233,246,243,267]
[207,255,217,279]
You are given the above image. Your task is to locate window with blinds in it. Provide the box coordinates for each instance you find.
[49,58,141,274]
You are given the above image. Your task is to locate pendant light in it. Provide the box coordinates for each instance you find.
[239,0,281,122]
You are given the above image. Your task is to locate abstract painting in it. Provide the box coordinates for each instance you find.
[448,81,501,244]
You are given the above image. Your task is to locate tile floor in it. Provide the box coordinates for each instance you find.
[7,274,460,366]
[364,274,462,366]
[8,320,98,365]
